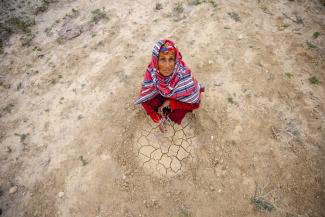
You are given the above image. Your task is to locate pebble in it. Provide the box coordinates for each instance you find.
[9,186,18,194]
[208,60,214,65]
[58,191,65,198]
[211,136,214,140]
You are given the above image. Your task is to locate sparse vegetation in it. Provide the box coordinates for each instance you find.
[251,197,275,212]
[207,0,218,7]
[7,17,34,33]
[0,40,3,54]
[188,0,202,5]
[313,31,320,39]
[155,2,163,10]
[14,133,29,144]
[91,8,109,23]
[228,12,240,22]
[251,181,276,212]
[309,76,320,85]
[295,15,304,25]
[174,2,184,14]
[20,32,35,47]
[44,27,51,35]
[306,41,317,49]
[283,13,304,25]
[227,97,234,104]
[278,23,290,31]
[34,0,50,15]
[66,8,80,19]
[56,37,65,45]
[33,46,42,51]
[285,73,293,78]
[2,103,14,114]
[79,155,88,166]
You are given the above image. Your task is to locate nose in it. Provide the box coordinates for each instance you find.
[166,60,173,68]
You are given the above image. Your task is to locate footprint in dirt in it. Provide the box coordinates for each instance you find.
[133,113,197,177]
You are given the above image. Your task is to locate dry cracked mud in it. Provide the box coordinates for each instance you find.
[134,114,197,177]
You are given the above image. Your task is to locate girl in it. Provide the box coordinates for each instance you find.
[134,39,204,133]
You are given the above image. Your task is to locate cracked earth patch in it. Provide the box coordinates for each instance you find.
[133,114,197,177]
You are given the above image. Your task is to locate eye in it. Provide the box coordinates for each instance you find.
[169,57,175,61]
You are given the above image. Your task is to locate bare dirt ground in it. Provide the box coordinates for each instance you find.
[0,0,324,216]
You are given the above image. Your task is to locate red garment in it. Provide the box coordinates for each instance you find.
[142,95,200,125]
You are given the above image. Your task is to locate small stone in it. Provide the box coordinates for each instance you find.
[218,189,222,193]
[238,34,243,40]
[9,186,18,194]
[209,185,215,191]
[208,60,214,65]
[58,191,64,198]
[211,136,214,140]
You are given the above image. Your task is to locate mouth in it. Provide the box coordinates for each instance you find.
[162,71,171,75]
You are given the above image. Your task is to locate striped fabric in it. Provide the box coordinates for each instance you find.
[134,39,202,105]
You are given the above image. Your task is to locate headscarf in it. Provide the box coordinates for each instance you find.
[134,39,202,105]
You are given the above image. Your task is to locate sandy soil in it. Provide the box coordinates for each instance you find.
[0,0,324,216]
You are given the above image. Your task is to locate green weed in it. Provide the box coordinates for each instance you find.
[313,31,320,39]
[188,0,202,5]
[278,24,290,31]
[0,40,3,54]
[14,133,30,143]
[251,197,275,212]
[56,37,65,45]
[66,8,80,18]
[34,0,50,15]
[227,97,234,104]
[20,32,35,47]
[79,155,88,166]
[91,8,109,23]
[228,12,240,22]
[285,73,293,78]
[295,15,304,24]
[306,41,317,49]
[7,17,33,33]
[251,181,276,212]
[174,2,184,14]
[155,2,163,10]
[309,76,320,85]
[3,103,14,114]
[207,0,218,7]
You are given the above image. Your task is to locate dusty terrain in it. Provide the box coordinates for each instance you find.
[0,0,324,216]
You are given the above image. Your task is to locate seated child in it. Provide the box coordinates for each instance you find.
[134,39,204,133]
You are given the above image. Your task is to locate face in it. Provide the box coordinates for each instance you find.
[158,51,176,76]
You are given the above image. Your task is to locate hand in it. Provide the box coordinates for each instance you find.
[159,100,170,112]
